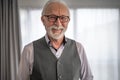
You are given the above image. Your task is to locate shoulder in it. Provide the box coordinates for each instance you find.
[66,38,85,52]
[22,43,33,54]
[75,41,84,50]
[75,41,86,54]
[22,43,33,58]
[67,38,84,49]
[23,42,33,52]
[22,37,45,54]
[68,38,85,54]
[20,42,34,66]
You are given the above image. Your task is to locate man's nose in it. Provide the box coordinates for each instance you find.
[54,18,62,27]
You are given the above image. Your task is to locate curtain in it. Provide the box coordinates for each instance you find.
[0,0,21,80]
[118,10,120,80]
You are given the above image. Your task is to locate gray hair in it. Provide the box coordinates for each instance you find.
[41,0,70,16]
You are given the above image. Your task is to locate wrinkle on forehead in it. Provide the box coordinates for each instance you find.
[44,2,70,16]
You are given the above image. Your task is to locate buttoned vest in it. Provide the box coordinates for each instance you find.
[30,37,81,80]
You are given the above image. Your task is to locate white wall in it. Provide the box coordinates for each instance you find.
[18,0,120,9]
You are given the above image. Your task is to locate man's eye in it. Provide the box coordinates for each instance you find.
[61,17,67,20]
[61,17,66,19]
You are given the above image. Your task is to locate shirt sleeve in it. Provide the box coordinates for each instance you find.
[17,43,34,80]
[76,42,93,80]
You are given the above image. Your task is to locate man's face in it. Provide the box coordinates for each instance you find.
[41,2,70,40]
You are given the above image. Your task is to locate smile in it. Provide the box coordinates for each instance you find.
[52,29,63,34]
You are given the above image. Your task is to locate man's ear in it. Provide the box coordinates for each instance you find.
[41,16,46,26]
[41,16,44,23]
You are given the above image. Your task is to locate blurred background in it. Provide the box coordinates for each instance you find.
[18,0,120,80]
[1,0,120,80]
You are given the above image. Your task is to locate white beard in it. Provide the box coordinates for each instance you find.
[46,25,66,40]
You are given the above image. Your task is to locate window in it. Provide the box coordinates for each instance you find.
[20,8,119,80]
[76,9,119,80]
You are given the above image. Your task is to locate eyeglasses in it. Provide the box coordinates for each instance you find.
[44,15,70,23]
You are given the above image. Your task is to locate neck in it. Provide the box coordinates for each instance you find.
[48,36,64,49]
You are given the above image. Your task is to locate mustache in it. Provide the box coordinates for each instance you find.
[51,26,65,30]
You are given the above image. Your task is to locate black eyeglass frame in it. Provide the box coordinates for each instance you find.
[44,15,70,23]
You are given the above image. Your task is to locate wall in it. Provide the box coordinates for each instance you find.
[18,0,120,9]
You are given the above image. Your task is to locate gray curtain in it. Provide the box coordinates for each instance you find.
[0,0,21,80]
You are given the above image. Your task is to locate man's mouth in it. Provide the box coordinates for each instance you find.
[52,29,63,34]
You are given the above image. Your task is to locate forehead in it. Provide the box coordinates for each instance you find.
[44,2,69,16]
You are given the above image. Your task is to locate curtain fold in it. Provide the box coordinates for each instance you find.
[0,0,21,80]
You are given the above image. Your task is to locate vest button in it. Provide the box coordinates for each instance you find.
[58,74,62,79]
[58,61,61,64]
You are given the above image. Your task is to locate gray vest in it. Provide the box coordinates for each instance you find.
[30,37,81,80]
